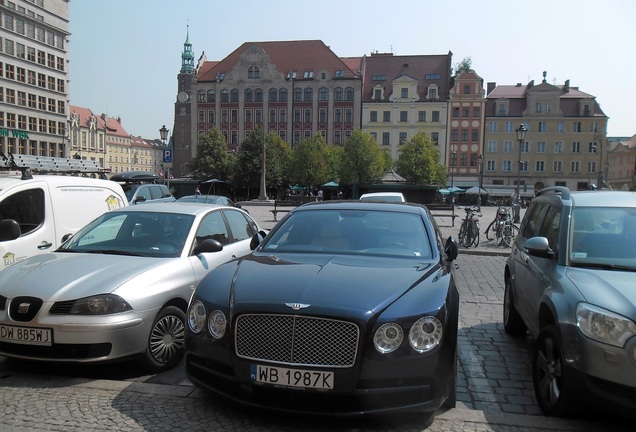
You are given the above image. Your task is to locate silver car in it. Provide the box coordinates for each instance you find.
[0,202,262,372]
[504,187,636,419]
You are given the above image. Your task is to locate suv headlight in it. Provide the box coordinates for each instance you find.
[68,294,132,315]
[577,303,636,347]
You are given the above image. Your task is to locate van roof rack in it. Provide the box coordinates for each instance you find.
[0,152,110,180]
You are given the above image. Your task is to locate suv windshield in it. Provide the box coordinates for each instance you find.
[569,207,636,268]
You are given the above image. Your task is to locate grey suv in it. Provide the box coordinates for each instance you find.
[503,187,636,418]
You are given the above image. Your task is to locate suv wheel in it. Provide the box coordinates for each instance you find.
[503,275,527,335]
[532,325,577,417]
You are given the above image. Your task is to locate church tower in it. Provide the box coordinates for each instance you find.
[172,26,195,177]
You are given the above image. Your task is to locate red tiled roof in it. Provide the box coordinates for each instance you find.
[69,105,130,138]
[361,53,452,101]
[197,40,358,81]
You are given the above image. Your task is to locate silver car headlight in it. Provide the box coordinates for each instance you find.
[188,300,206,334]
[68,294,132,315]
[373,323,404,354]
[208,310,227,339]
[409,316,443,352]
[577,303,636,347]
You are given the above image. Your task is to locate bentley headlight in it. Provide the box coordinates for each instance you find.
[208,310,227,339]
[409,316,443,352]
[577,303,636,347]
[373,323,404,353]
[188,300,206,334]
[69,294,132,315]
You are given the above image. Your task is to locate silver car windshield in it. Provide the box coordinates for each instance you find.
[261,209,432,258]
[59,211,194,258]
[570,207,636,269]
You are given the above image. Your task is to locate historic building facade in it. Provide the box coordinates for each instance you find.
[482,73,608,198]
[172,38,362,176]
[0,0,69,158]
[606,135,636,191]
[360,52,452,163]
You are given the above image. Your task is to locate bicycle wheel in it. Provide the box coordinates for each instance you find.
[462,221,475,248]
[501,223,519,247]
[458,220,466,245]
[472,221,480,247]
[485,220,496,240]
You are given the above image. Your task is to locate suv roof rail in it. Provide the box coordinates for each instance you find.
[536,186,571,200]
[0,152,109,180]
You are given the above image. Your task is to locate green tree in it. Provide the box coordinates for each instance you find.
[234,129,292,191]
[186,128,233,181]
[266,133,292,189]
[338,130,386,185]
[455,57,472,75]
[395,132,447,185]
[288,135,332,186]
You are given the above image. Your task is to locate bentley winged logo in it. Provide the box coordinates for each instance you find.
[285,302,310,311]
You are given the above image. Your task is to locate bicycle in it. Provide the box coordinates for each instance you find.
[484,207,519,247]
[458,207,482,248]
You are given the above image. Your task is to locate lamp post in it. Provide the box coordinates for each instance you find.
[450,146,457,204]
[258,127,267,201]
[477,154,484,211]
[594,132,604,188]
[514,124,527,223]
[159,125,170,188]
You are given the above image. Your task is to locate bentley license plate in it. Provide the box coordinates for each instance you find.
[251,364,334,390]
[0,324,52,346]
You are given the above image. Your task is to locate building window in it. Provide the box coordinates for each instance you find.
[304,88,312,101]
[345,108,352,123]
[334,87,343,101]
[570,161,580,173]
[319,108,327,123]
[452,107,460,118]
[473,107,481,118]
[571,141,581,153]
[208,110,215,124]
[536,161,545,172]
[221,109,228,123]
[401,88,408,98]
[431,132,439,144]
[399,111,407,122]
[303,70,314,79]
[553,161,562,172]
[245,109,253,124]
[463,84,471,94]
[505,121,514,133]
[293,131,301,146]
[344,87,354,101]
[572,122,582,132]
[432,111,440,122]
[461,129,468,142]
[279,88,288,102]
[255,109,262,123]
[294,88,302,101]
[554,141,563,153]
[462,107,469,117]
[198,110,205,124]
[197,90,205,102]
[318,87,328,101]
[231,109,238,123]
[418,111,426,122]
[269,109,276,124]
[304,108,311,123]
[503,141,513,153]
[428,88,437,99]
[538,122,546,132]
[294,109,301,123]
[536,141,546,153]
[503,161,511,172]
[255,89,263,102]
[220,89,229,102]
[248,66,260,79]
[399,132,407,144]
[471,129,479,142]
[383,111,390,122]
[382,132,390,145]
[269,88,277,102]
[370,111,378,122]
[334,130,342,145]
[244,88,253,102]
[374,89,382,101]
[334,108,342,123]
[279,109,287,123]
[451,129,458,142]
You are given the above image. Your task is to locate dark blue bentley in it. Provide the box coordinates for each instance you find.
[185,201,459,416]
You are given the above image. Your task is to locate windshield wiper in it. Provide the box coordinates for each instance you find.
[571,262,636,272]
[81,249,144,257]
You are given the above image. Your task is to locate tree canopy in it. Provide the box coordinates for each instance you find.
[288,135,333,186]
[186,128,233,181]
[395,132,447,186]
[233,129,291,190]
[338,130,387,185]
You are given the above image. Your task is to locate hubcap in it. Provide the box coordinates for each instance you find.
[150,315,185,363]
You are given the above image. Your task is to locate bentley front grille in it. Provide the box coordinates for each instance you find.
[235,314,359,368]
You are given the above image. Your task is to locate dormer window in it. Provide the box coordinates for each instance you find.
[248,66,260,79]
[335,70,345,78]
[427,85,438,100]
[401,88,408,98]
[303,70,314,79]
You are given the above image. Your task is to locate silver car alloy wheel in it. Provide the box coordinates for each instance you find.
[149,314,186,363]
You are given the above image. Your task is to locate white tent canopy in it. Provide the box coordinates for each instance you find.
[464,186,488,195]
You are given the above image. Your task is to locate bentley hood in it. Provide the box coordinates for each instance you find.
[228,253,439,317]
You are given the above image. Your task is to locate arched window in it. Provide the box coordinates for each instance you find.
[294,88,302,101]
[230,88,239,102]
[304,88,312,101]
[255,88,263,102]
[197,90,205,102]
[207,89,215,102]
[334,87,343,101]
[318,87,329,101]
[244,88,253,102]
[345,87,354,101]
[220,89,229,102]
[248,65,260,79]
[279,88,288,102]
[269,88,278,102]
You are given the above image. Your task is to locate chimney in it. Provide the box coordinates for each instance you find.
[564,79,570,93]
[487,82,496,94]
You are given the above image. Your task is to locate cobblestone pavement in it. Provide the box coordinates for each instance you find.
[0,202,630,431]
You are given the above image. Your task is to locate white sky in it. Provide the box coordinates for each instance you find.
[69,0,635,140]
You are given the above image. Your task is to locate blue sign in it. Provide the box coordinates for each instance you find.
[163,149,172,163]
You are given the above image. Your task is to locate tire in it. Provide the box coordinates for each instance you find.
[458,221,466,245]
[501,223,519,247]
[532,325,578,417]
[137,305,186,372]
[485,220,496,240]
[472,222,480,247]
[461,222,475,248]
[503,275,527,335]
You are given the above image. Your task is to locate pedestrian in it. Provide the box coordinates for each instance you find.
[195,187,201,196]
[317,189,324,201]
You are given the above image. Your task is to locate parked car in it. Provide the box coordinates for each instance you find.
[0,202,261,372]
[186,201,460,416]
[359,192,406,202]
[503,187,636,418]
[110,171,175,205]
[177,194,246,212]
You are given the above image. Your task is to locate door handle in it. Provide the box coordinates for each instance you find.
[38,241,53,250]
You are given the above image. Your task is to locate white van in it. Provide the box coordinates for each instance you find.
[0,156,127,270]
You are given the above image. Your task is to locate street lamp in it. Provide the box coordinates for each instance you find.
[514,124,527,223]
[477,154,484,211]
[258,127,267,201]
[450,145,457,204]
[593,132,604,188]
[159,125,170,187]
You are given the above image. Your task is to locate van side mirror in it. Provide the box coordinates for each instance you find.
[0,219,21,242]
